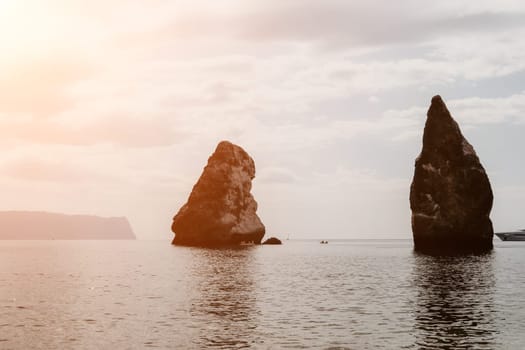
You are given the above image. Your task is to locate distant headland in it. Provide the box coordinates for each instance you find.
[0,211,136,240]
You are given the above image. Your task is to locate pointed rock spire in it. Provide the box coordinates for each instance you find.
[410,95,494,253]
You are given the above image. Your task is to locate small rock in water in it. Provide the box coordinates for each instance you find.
[410,95,494,254]
[262,237,282,245]
[171,141,265,246]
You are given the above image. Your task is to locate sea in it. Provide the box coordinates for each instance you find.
[0,239,524,349]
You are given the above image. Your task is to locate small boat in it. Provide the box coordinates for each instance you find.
[495,229,525,241]
[320,240,328,244]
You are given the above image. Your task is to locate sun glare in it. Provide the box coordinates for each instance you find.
[0,1,67,54]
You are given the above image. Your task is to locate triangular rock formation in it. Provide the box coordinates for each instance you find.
[171,141,265,246]
[410,95,494,253]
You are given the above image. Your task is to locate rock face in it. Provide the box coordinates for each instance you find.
[172,141,265,246]
[410,96,494,253]
[0,211,135,240]
[262,237,282,245]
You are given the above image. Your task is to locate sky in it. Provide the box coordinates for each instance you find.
[1,0,524,239]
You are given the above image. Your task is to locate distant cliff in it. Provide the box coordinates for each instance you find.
[0,211,136,240]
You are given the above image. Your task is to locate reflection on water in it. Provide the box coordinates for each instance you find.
[1,240,524,349]
[187,247,261,349]
[412,252,497,349]
[0,241,201,349]
[0,242,88,347]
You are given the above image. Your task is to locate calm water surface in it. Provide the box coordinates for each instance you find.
[0,239,524,349]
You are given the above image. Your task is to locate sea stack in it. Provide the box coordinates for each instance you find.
[410,95,494,253]
[171,141,265,246]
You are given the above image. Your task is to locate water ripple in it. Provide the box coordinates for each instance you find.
[0,240,523,348]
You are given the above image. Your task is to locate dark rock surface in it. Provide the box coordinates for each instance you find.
[262,237,282,245]
[0,211,135,240]
[172,141,265,246]
[410,95,494,253]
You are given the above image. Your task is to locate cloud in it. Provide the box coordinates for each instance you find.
[0,114,186,148]
[236,5,525,49]
[1,157,89,182]
[358,92,525,146]
[383,92,525,132]
[368,96,380,104]
[257,167,298,184]
[135,1,525,52]
[448,92,525,125]
[0,55,94,116]
[0,1,524,238]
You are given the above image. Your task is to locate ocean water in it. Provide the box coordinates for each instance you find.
[0,239,524,349]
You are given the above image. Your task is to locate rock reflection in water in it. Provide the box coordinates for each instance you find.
[412,252,497,349]
[187,247,261,349]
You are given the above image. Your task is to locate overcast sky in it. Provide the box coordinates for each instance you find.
[1,0,524,239]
